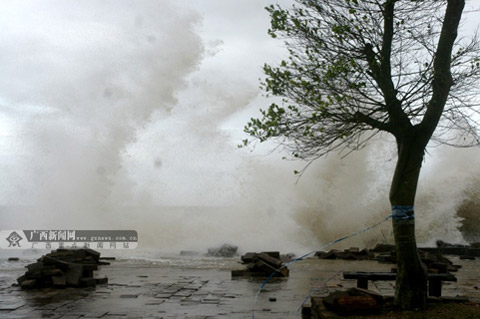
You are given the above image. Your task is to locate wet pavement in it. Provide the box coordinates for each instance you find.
[1,255,479,318]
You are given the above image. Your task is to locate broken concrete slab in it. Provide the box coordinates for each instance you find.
[52,275,67,288]
[17,248,109,290]
[81,248,101,262]
[316,248,374,261]
[321,288,381,316]
[80,277,97,287]
[66,263,84,287]
[20,279,38,289]
[257,252,283,269]
[232,251,290,278]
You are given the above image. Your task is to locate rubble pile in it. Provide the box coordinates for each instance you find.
[371,244,460,273]
[374,250,397,264]
[16,248,109,289]
[424,240,480,259]
[206,244,238,257]
[420,250,461,273]
[314,243,463,274]
[315,247,374,261]
[309,287,384,317]
[232,251,289,277]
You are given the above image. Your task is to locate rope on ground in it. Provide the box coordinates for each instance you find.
[251,213,393,319]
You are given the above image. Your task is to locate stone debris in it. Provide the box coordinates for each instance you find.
[373,245,461,273]
[280,253,296,263]
[370,243,395,253]
[2,256,479,318]
[315,243,463,275]
[316,287,383,316]
[422,240,480,259]
[15,248,109,289]
[376,250,397,264]
[421,250,461,273]
[206,244,238,257]
[99,256,116,261]
[232,251,289,277]
[315,247,374,261]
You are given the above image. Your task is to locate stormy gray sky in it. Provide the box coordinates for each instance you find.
[0,0,293,207]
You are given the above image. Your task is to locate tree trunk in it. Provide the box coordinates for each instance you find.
[387,1,465,309]
[389,135,427,310]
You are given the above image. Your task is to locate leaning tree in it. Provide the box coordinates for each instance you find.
[244,0,480,310]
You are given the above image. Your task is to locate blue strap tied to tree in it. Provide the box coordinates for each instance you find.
[392,205,415,220]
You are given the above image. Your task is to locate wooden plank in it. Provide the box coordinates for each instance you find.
[427,273,457,282]
[343,271,456,298]
[343,272,396,281]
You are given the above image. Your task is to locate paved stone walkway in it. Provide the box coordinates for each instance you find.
[1,256,479,318]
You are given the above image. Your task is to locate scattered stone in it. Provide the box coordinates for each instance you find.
[377,252,396,264]
[257,252,283,268]
[232,251,289,278]
[321,288,382,316]
[349,287,384,304]
[421,250,462,273]
[206,244,238,257]
[280,253,296,263]
[316,248,374,261]
[79,277,97,287]
[336,295,379,314]
[269,297,277,302]
[82,248,101,262]
[417,240,480,257]
[16,275,26,285]
[42,256,70,269]
[366,243,460,274]
[261,251,280,259]
[370,243,395,253]
[52,275,67,288]
[16,248,108,289]
[20,279,38,289]
[241,252,257,264]
[66,263,84,287]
